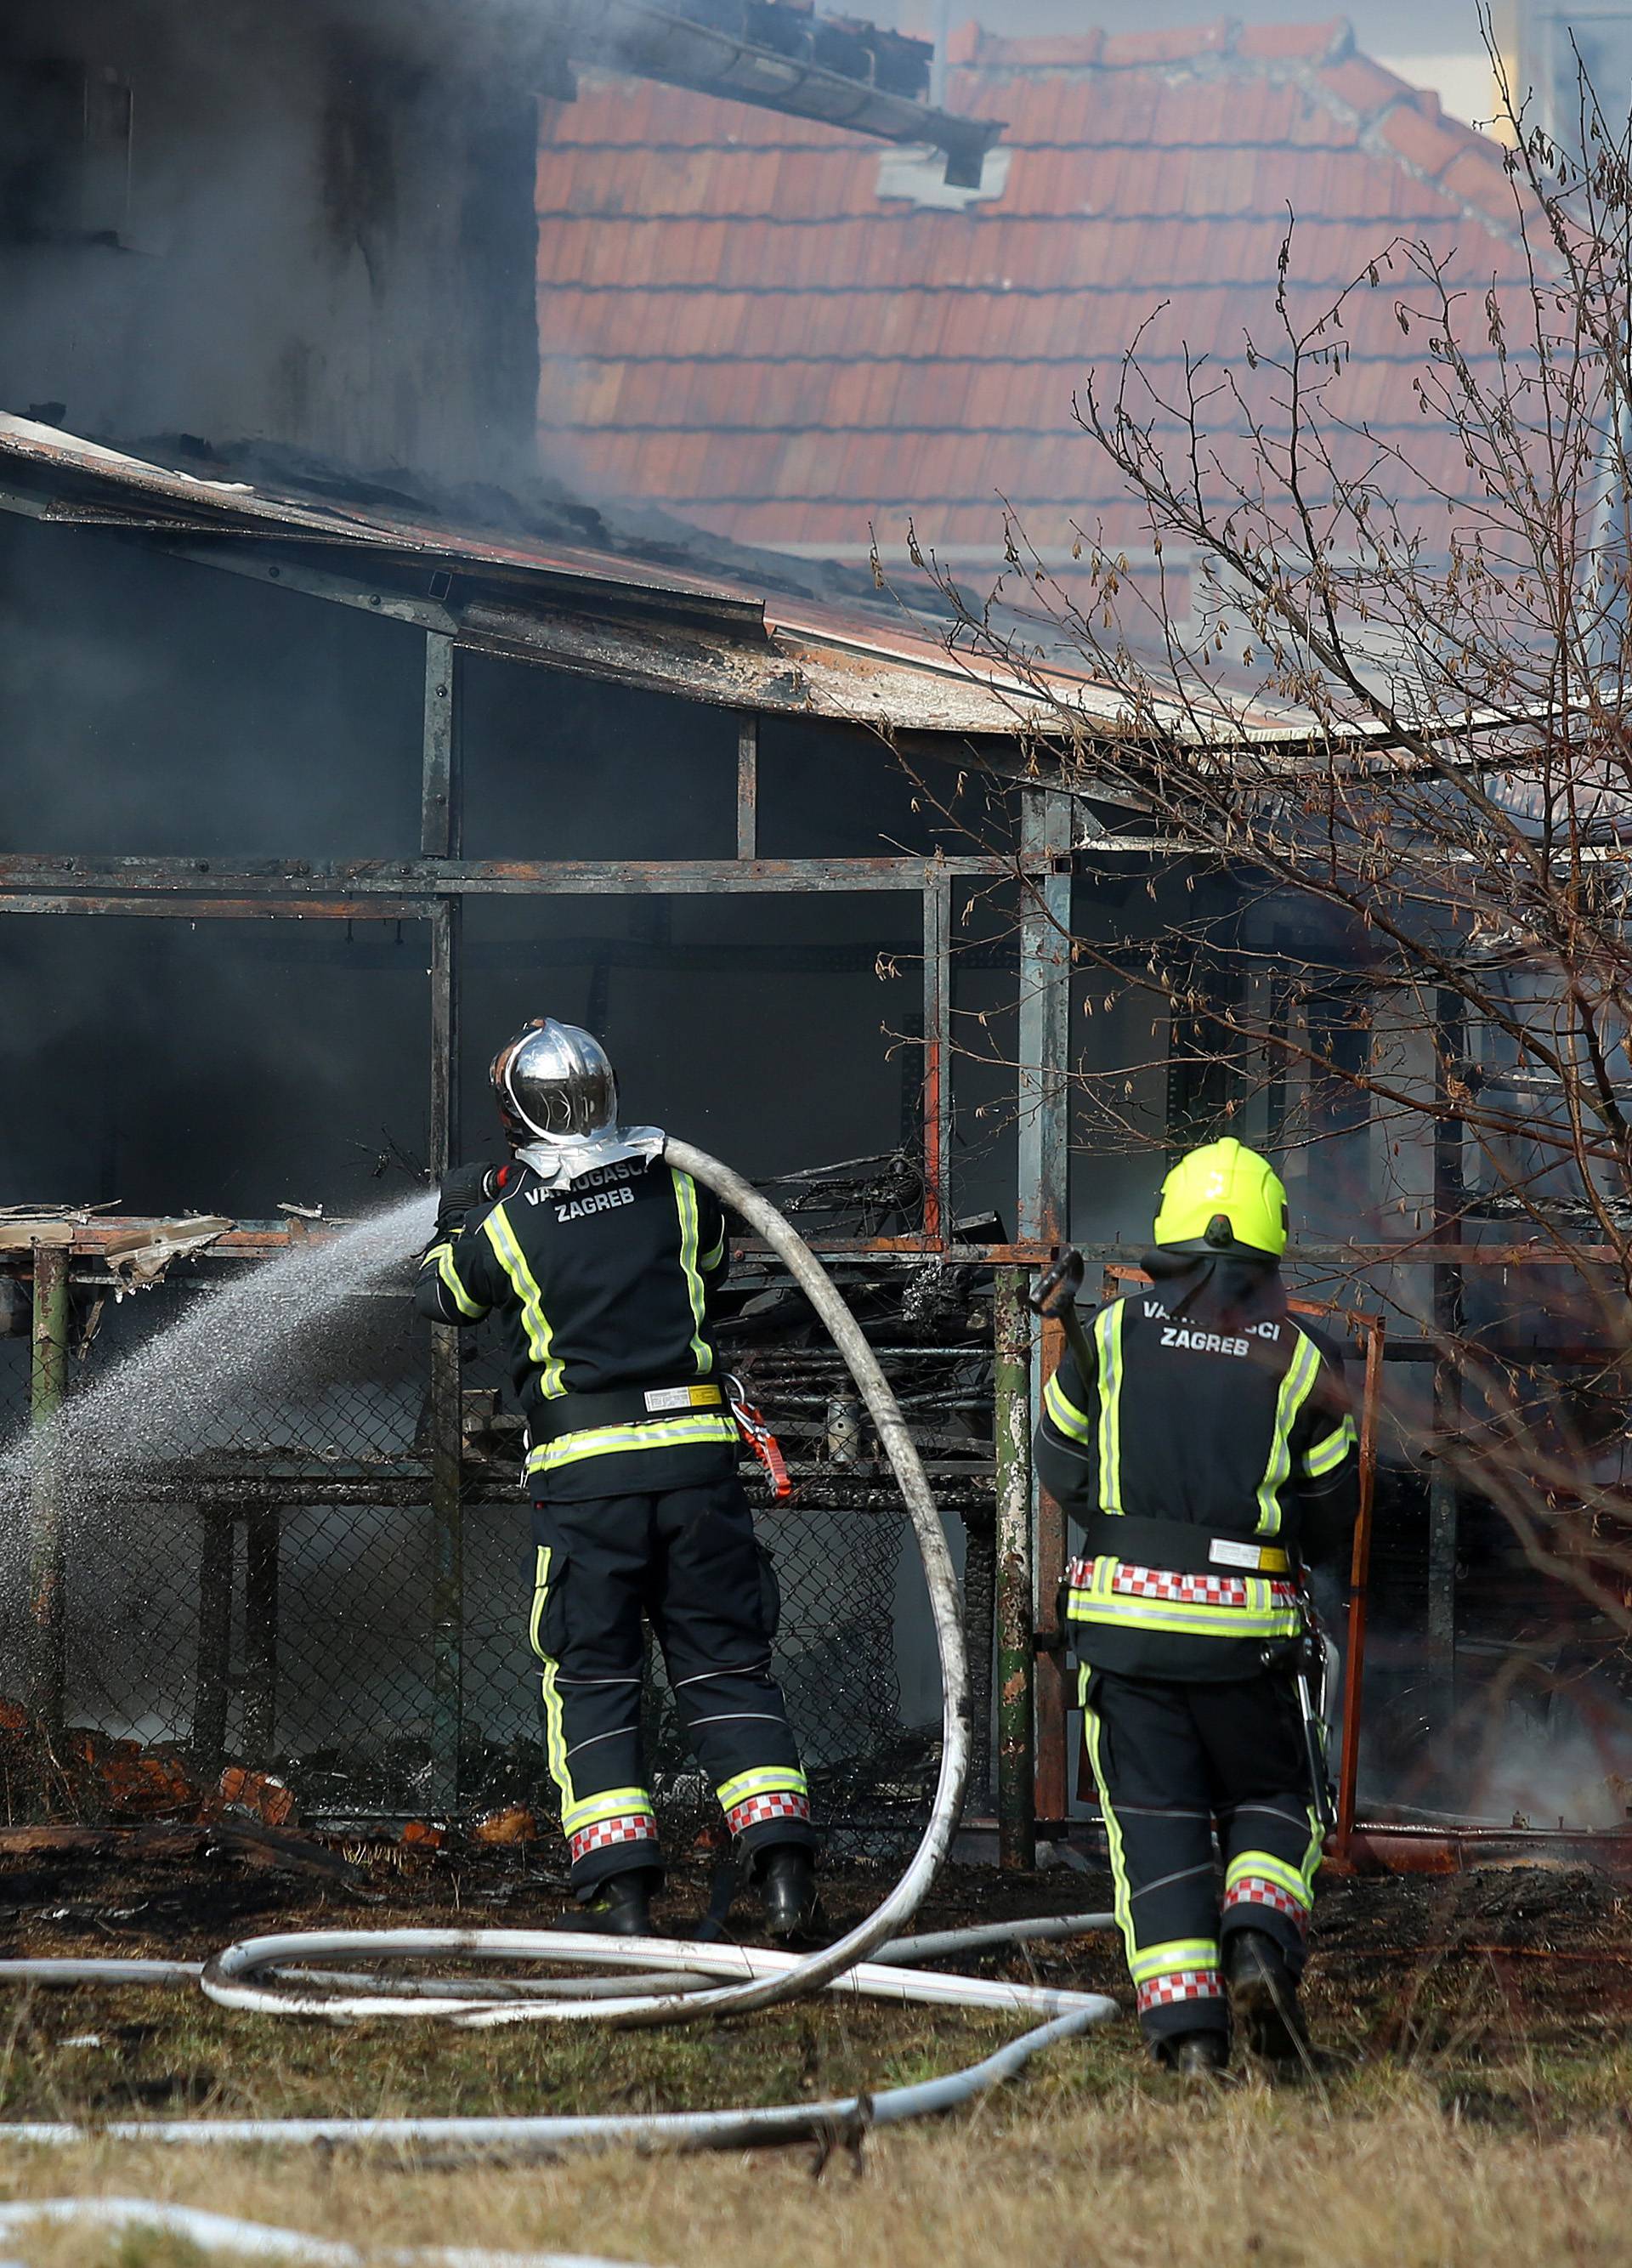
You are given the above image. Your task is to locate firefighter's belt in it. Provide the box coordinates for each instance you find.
[1076,1513,1292,1578]
[531,1381,727,1440]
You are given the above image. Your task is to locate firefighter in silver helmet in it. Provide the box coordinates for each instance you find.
[415,1018,819,1939]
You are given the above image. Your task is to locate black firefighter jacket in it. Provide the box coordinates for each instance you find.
[415,1154,737,1502]
[1034,1254,1358,1681]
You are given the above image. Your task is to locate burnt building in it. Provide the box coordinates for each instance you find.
[0,3,1624,1859]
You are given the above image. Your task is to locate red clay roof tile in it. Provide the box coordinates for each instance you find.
[1378,99,1468,179]
[1236,20,1350,61]
[1317,56,1413,122]
[535,26,1527,564]
[1440,145,1521,228]
[972,31,1105,70]
[1099,21,1234,68]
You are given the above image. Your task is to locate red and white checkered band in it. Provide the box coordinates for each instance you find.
[726,1790,812,1834]
[570,1812,658,1863]
[1137,1969,1224,2013]
[1225,1876,1310,1930]
[1110,1565,1300,1610]
[1114,1564,1248,1607]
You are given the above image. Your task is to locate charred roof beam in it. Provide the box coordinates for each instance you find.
[556,0,1002,188]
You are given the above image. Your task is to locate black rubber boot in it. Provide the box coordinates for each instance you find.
[1156,2029,1230,2080]
[570,1868,660,1938]
[1225,1928,1308,2065]
[753,1844,823,1942]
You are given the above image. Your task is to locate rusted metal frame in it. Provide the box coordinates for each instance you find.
[1429,988,1465,1734]
[0,855,1001,896]
[151,540,460,634]
[20,1222,1598,1271]
[27,1235,71,1733]
[921,870,953,1245]
[1334,1312,1386,1860]
[422,633,458,856]
[0,896,426,919]
[1102,1240,1632,1267]
[425,636,465,1815]
[1017,788,1074,1829]
[0,1221,1060,1265]
[994,1267,1036,1868]
[736,715,758,860]
[962,1505,996,1812]
[145,523,764,637]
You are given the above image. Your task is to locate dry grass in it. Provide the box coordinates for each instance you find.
[3,2066,1632,2268]
[0,1986,1629,2268]
[3,1858,1629,2265]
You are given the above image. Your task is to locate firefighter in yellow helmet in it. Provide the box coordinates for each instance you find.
[1035,1139,1357,2077]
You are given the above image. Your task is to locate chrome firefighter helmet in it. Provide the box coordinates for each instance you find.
[490,1019,619,1150]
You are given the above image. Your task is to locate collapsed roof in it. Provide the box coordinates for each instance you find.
[0,413,1450,753]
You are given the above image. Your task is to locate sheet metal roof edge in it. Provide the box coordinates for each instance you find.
[0,416,763,630]
[0,413,1499,753]
[574,0,1004,185]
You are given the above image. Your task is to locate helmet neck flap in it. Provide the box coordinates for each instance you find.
[514,1126,667,1191]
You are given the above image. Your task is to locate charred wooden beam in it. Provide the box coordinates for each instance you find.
[0,854,1000,896]
[736,714,758,860]
[27,1236,70,1733]
[1017,788,1073,1828]
[425,635,464,1815]
[921,871,952,1245]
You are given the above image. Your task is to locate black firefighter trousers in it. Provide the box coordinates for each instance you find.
[529,1477,816,1895]
[1081,1665,1323,2046]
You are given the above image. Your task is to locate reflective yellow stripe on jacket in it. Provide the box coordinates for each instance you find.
[1255,1328,1322,1536]
[524,1412,739,1480]
[1066,1555,1302,1642]
[1306,1414,1357,1477]
[1040,1303,1125,1511]
[672,1167,715,1376]
[482,1203,565,1397]
[1094,1301,1126,1514]
[425,1239,486,1320]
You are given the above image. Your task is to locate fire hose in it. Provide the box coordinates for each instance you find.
[0,1140,1119,2149]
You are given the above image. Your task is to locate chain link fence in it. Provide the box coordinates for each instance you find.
[0,1240,997,1850]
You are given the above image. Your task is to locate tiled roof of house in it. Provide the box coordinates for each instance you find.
[536,18,1530,569]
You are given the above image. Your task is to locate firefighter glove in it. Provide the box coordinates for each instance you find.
[435,1160,503,1242]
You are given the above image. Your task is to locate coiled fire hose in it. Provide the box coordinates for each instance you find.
[0,1142,1118,2147]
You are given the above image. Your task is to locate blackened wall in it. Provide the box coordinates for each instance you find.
[0,516,983,1222]
[0,0,546,487]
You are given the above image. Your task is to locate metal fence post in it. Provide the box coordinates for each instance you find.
[192,1503,234,1768]
[961,1506,994,1813]
[1429,988,1465,1739]
[241,1508,280,1761]
[1017,789,1072,1824]
[994,1266,1035,1868]
[425,630,464,1813]
[27,1235,70,1732]
[922,870,952,1245]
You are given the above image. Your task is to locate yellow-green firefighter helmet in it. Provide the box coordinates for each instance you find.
[1153,1137,1289,1258]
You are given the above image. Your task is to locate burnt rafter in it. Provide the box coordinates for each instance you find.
[550,0,1003,189]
